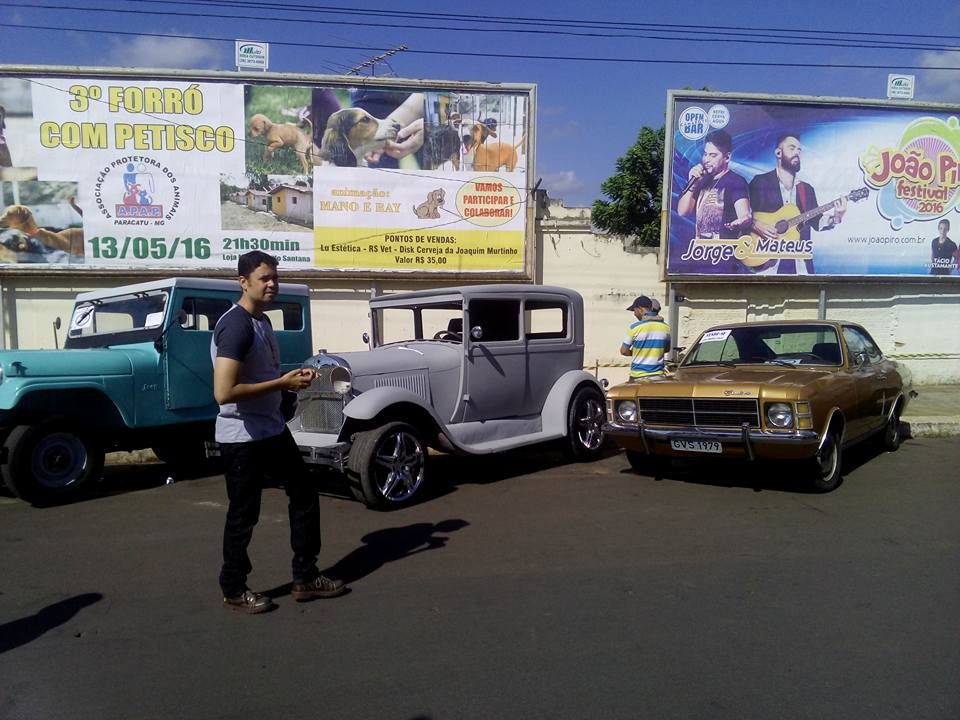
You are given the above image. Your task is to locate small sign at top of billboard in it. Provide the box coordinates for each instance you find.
[887,74,915,100]
[236,41,269,71]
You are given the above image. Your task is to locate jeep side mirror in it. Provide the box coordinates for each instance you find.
[153,309,189,352]
[362,331,370,347]
[855,351,868,368]
[470,326,483,341]
[53,316,62,349]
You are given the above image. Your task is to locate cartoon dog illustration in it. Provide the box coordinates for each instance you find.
[413,188,445,219]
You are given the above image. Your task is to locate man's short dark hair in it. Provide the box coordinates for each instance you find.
[238,250,278,278]
[704,129,732,155]
[939,218,951,230]
[775,133,800,149]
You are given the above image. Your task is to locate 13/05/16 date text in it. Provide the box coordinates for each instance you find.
[89,236,211,260]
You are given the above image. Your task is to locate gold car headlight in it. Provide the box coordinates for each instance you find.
[765,402,794,429]
[616,400,638,423]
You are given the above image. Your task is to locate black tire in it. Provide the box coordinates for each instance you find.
[348,422,427,509]
[880,407,902,452]
[1,421,104,504]
[811,429,843,492]
[625,450,668,477]
[564,385,606,461]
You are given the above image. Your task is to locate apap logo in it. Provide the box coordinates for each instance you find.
[94,157,180,226]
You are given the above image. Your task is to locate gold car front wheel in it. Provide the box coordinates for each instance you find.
[811,430,843,492]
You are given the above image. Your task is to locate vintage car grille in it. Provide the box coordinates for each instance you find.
[638,398,760,428]
[299,394,346,434]
[298,370,430,434]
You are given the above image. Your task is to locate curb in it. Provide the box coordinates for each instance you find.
[904,418,960,438]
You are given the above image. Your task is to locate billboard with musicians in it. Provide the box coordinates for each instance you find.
[665,91,960,279]
[0,66,534,278]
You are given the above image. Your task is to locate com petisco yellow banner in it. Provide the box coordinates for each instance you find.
[0,66,534,277]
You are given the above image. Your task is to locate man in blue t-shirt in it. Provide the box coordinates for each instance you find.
[212,250,346,613]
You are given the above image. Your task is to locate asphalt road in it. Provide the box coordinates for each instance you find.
[2,438,959,720]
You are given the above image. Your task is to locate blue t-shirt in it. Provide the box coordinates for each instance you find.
[211,304,284,443]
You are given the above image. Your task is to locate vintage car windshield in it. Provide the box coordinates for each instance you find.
[379,302,464,344]
[64,290,169,349]
[683,324,843,367]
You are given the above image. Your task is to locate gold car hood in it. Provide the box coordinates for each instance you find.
[611,365,837,399]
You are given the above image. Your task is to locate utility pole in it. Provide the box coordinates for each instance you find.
[346,45,408,76]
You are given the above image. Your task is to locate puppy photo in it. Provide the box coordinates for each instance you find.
[413,188,445,219]
[318,108,401,167]
[470,122,525,173]
[421,124,461,170]
[248,113,317,174]
[0,201,84,257]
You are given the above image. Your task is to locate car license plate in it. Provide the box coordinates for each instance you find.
[670,439,721,453]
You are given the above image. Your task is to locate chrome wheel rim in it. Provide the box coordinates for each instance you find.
[31,432,88,490]
[818,435,838,479]
[373,430,425,502]
[576,397,605,451]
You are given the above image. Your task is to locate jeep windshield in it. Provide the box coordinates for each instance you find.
[377,301,464,345]
[682,324,843,367]
[64,289,169,349]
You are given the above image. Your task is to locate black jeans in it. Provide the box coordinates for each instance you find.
[219,428,321,597]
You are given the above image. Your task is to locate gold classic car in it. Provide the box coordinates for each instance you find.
[604,320,908,491]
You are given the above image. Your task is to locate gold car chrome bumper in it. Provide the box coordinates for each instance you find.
[604,420,821,461]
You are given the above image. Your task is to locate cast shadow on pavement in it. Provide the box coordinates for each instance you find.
[264,519,469,599]
[620,437,898,493]
[0,593,103,654]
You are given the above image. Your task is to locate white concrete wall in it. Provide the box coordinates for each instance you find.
[2,199,958,386]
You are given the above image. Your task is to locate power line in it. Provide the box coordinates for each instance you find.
[2,1,959,54]
[2,22,959,71]
[59,0,960,44]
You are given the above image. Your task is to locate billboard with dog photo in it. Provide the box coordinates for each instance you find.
[0,67,535,277]
[664,91,960,279]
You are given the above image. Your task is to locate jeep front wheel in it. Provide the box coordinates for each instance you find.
[348,422,426,509]
[1,422,104,504]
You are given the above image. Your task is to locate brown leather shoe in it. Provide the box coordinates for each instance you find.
[223,589,277,614]
[291,574,347,601]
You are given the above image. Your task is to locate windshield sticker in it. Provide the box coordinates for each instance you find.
[144,311,165,328]
[700,329,731,343]
[70,305,95,331]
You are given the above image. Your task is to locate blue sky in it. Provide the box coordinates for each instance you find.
[2,0,959,206]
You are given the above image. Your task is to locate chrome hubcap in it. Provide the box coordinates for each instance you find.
[373,430,425,502]
[576,398,605,450]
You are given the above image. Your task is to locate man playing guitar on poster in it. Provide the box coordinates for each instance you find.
[748,133,847,274]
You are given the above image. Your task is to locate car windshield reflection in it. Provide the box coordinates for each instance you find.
[683,324,843,367]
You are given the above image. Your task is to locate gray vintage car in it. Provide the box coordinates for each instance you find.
[288,284,606,508]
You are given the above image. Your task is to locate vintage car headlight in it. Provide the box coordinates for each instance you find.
[765,402,794,428]
[330,366,352,395]
[616,400,638,423]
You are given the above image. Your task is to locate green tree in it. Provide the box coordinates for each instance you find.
[592,125,665,249]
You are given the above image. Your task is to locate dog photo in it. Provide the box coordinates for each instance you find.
[422,93,527,173]
[313,88,425,170]
[244,85,320,176]
[0,181,83,264]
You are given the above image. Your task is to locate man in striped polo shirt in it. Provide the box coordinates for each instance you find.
[620,295,671,380]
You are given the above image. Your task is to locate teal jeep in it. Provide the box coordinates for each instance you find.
[0,277,311,504]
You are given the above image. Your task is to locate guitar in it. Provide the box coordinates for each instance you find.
[736,187,869,267]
